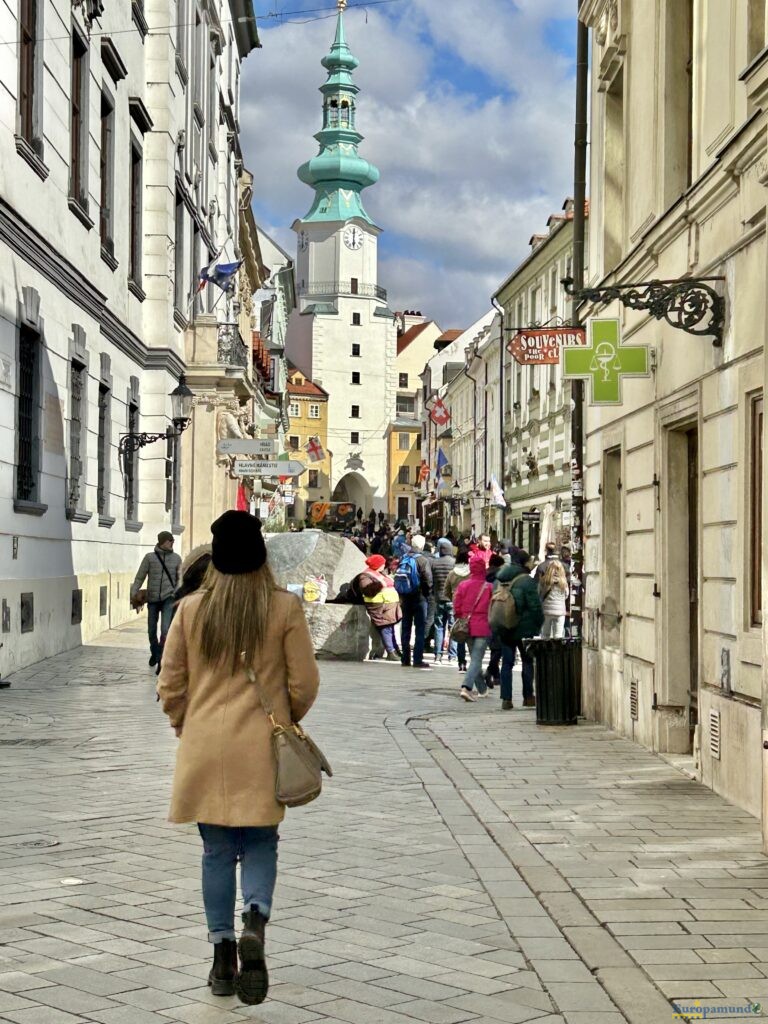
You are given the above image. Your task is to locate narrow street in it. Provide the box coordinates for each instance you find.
[0,623,766,1024]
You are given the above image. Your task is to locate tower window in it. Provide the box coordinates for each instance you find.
[351,343,360,357]
[399,373,409,389]
[351,405,360,419]
[351,372,360,385]
[351,431,359,444]
[350,278,359,295]
[352,313,361,326]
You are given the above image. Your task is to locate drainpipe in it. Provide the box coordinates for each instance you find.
[463,346,479,498]
[492,299,506,536]
[570,9,589,639]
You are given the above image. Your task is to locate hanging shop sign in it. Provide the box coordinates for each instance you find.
[233,459,307,477]
[521,509,541,522]
[216,438,279,456]
[562,318,650,405]
[508,327,586,365]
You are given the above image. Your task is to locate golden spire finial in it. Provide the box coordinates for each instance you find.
[337,0,347,10]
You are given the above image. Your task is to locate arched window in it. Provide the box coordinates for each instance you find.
[340,99,350,127]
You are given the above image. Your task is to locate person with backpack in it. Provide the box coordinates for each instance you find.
[452,555,494,701]
[357,555,402,661]
[490,548,543,709]
[538,559,569,638]
[431,539,456,663]
[394,535,433,670]
[444,550,471,670]
[131,531,182,674]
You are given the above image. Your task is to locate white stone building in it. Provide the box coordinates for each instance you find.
[285,6,397,515]
[0,0,259,673]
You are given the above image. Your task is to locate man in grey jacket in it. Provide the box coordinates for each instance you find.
[131,531,181,672]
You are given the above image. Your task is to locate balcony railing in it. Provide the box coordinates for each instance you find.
[298,280,388,301]
[217,325,249,367]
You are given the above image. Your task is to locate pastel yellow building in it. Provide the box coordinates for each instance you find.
[387,420,422,523]
[286,366,331,521]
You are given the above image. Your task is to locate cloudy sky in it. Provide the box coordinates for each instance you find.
[241,0,577,330]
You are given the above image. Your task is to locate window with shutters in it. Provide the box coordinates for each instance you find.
[129,139,143,286]
[67,360,86,514]
[100,90,115,257]
[16,325,41,503]
[750,393,763,627]
[125,399,139,521]
[97,384,110,515]
[18,0,40,149]
[70,29,89,211]
[398,466,409,485]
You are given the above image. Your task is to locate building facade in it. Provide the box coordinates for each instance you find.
[285,6,397,515]
[494,200,586,557]
[0,0,259,674]
[286,367,331,521]
[578,0,767,833]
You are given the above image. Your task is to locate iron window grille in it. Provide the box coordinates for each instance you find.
[16,326,39,502]
[67,360,86,512]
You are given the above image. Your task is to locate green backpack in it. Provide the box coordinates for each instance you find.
[489,574,527,633]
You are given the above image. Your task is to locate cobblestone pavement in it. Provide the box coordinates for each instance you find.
[1,622,767,1024]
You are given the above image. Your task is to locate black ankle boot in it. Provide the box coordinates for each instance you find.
[236,906,269,1005]
[208,938,237,996]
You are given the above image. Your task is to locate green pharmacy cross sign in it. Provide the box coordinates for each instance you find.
[563,318,650,404]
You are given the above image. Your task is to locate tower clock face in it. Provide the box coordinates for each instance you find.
[343,225,364,251]
[298,231,309,251]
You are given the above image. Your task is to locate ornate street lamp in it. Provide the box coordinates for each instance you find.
[118,374,195,461]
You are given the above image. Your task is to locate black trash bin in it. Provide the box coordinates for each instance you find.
[524,637,581,725]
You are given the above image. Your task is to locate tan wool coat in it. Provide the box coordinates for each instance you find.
[157,589,320,827]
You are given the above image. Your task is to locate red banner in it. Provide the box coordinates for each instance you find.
[508,327,586,365]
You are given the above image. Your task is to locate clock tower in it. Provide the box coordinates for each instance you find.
[286,0,397,515]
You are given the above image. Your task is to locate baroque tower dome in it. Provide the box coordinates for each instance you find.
[297,2,380,224]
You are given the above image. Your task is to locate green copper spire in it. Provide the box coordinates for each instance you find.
[297,1,380,225]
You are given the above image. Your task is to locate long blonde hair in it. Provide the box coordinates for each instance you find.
[542,560,568,593]
[195,562,277,673]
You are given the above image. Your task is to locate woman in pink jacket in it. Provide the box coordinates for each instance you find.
[453,555,493,702]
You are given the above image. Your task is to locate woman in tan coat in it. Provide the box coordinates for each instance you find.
[158,511,319,1006]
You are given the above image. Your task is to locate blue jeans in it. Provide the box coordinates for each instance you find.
[400,594,427,666]
[501,641,534,702]
[433,600,456,659]
[379,624,397,653]
[198,824,279,944]
[464,636,489,693]
[147,597,174,664]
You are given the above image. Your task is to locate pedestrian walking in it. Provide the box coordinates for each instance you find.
[493,549,544,709]
[157,511,319,1006]
[539,559,569,638]
[394,534,433,670]
[431,538,456,663]
[484,554,506,689]
[452,555,493,702]
[357,555,402,661]
[444,550,471,670]
[131,531,182,674]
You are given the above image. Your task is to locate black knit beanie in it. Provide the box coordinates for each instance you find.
[210,511,267,575]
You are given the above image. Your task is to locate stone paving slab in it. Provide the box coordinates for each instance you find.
[0,622,767,1024]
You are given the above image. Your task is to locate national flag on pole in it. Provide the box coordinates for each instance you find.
[197,250,244,293]
[429,397,451,427]
[419,460,430,482]
[436,448,448,490]
[490,474,507,508]
[305,436,325,463]
[236,484,249,512]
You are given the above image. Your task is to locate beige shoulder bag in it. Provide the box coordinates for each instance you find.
[242,656,332,808]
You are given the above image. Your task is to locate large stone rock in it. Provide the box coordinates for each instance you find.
[303,604,371,661]
[265,530,366,599]
[265,531,371,660]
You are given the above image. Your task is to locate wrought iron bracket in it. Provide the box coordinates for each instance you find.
[117,420,190,465]
[562,276,725,347]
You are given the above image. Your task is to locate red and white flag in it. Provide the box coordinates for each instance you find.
[429,397,451,427]
[305,435,325,463]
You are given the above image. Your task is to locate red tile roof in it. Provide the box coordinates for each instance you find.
[286,363,329,398]
[251,331,272,383]
[397,321,433,355]
[435,329,464,345]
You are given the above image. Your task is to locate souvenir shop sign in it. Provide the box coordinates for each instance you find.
[508,327,586,365]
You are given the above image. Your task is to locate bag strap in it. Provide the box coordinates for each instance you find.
[156,553,176,590]
[469,582,490,615]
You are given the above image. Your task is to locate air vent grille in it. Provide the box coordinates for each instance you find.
[709,709,721,760]
[630,678,639,721]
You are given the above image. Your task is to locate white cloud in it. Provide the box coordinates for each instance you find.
[241,0,576,326]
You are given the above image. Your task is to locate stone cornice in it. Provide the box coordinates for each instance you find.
[0,196,184,378]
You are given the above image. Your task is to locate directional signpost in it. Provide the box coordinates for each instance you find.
[563,318,650,405]
[233,459,307,477]
[216,438,279,456]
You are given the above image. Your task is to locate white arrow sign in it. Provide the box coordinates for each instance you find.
[234,459,307,477]
[216,438,279,456]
